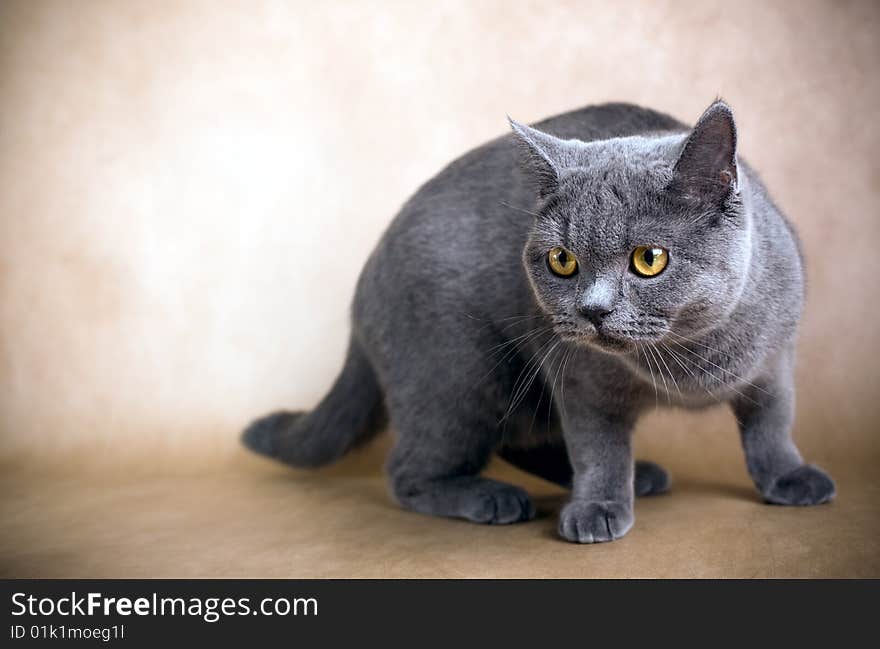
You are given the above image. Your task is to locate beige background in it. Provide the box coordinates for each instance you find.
[1,0,878,577]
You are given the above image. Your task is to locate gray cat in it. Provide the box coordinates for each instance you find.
[242,100,835,543]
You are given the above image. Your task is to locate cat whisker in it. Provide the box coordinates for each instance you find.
[460,312,548,338]
[498,317,553,336]
[494,313,550,323]
[526,344,557,436]
[658,341,694,379]
[499,201,542,219]
[665,339,760,406]
[665,332,770,397]
[655,339,728,405]
[545,344,570,431]
[502,336,560,426]
[489,330,556,378]
[471,326,554,395]
[664,330,773,398]
[558,345,576,423]
[486,324,553,357]
[638,344,659,408]
[659,341,702,386]
[645,344,671,403]
[528,342,565,437]
[663,329,734,357]
[650,342,683,401]
[690,208,714,225]
[500,336,555,421]
[660,342,720,403]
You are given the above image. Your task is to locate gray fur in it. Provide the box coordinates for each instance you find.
[242,100,835,543]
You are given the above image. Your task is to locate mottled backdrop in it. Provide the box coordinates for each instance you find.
[1,1,878,497]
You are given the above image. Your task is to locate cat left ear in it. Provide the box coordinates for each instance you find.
[508,118,579,198]
[671,100,739,204]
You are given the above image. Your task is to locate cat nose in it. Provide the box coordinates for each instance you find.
[578,304,613,327]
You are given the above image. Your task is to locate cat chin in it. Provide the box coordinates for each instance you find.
[591,334,637,355]
[560,331,636,355]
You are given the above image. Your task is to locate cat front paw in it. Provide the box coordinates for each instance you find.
[557,500,633,544]
[635,460,670,496]
[763,464,836,506]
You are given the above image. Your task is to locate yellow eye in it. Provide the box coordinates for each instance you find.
[631,246,669,277]
[547,247,578,277]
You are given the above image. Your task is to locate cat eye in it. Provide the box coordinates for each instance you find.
[630,246,669,277]
[547,247,578,277]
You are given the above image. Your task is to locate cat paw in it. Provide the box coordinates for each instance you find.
[762,464,836,506]
[394,477,536,525]
[557,500,633,544]
[463,482,536,524]
[635,460,670,496]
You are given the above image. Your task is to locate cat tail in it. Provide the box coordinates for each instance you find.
[241,336,386,467]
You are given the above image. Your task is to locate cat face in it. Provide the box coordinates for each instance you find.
[512,102,751,354]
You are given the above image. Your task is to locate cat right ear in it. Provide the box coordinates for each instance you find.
[670,100,739,205]
[508,118,578,198]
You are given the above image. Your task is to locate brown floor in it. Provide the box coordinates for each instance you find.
[2,446,877,578]
[1,0,879,581]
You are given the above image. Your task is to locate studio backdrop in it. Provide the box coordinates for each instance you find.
[1,0,878,577]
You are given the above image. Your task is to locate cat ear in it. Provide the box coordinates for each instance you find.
[508,118,579,198]
[671,100,739,204]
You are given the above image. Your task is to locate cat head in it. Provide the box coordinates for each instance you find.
[510,100,751,354]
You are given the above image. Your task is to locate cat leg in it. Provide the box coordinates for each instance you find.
[731,356,835,506]
[385,393,535,525]
[557,405,637,543]
[497,445,669,496]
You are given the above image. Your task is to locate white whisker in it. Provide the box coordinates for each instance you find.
[501,336,559,425]
[639,344,659,408]
[645,343,671,403]
[558,345,576,423]
[666,338,760,406]
[666,333,769,397]
[545,345,570,429]
[651,342,682,401]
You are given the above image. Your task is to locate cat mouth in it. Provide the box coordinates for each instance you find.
[556,327,636,353]
[590,331,636,353]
